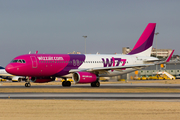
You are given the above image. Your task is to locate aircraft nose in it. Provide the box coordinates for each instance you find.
[5,64,15,74]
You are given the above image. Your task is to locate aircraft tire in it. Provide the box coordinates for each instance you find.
[28,83,31,87]
[62,81,71,87]
[95,81,100,87]
[18,78,22,82]
[25,83,31,87]
[91,82,95,87]
[62,81,66,86]
[91,81,100,87]
[67,81,71,87]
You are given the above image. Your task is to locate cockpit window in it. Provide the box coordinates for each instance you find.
[22,60,26,63]
[11,59,26,63]
[11,60,18,63]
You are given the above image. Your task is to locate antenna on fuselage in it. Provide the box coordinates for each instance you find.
[35,51,38,54]
[29,51,31,54]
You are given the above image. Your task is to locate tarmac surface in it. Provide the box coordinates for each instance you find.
[0,83,180,100]
[1,82,180,88]
[0,93,180,100]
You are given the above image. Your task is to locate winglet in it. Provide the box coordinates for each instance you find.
[166,50,174,62]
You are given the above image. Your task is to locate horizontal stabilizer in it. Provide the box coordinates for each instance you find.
[166,50,174,62]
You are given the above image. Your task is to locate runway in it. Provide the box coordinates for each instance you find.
[0,83,180,100]
[0,83,180,88]
[1,93,180,100]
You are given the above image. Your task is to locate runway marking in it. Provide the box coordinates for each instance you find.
[1,93,180,100]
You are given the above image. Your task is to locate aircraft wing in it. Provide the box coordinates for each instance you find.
[69,63,154,73]
[69,50,175,74]
[87,64,154,72]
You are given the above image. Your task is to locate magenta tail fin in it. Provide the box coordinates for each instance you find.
[128,23,156,56]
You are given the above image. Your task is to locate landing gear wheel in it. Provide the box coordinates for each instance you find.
[62,81,71,87]
[95,81,100,87]
[62,81,65,86]
[91,82,95,87]
[18,78,22,82]
[91,81,100,87]
[25,83,31,87]
[67,81,71,86]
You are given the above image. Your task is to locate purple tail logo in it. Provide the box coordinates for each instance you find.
[102,57,127,69]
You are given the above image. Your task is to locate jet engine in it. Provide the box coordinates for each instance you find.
[31,77,55,83]
[72,72,98,83]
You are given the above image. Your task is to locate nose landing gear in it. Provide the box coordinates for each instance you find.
[25,83,31,87]
[25,77,31,87]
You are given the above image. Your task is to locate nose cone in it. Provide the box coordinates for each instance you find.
[5,64,15,74]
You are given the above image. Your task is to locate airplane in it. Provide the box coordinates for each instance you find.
[0,66,26,82]
[5,23,174,87]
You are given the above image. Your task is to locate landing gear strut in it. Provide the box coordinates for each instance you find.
[62,79,71,87]
[25,77,31,87]
[91,81,100,87]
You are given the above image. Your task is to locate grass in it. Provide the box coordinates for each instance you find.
[0,87,180,93]
[0,99,180,120]
[1,81,180,119]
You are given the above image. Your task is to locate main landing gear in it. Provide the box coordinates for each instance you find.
[62,79,71,87]
[91,81,100,87]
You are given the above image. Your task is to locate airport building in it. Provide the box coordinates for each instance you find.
[139,61,180,76]
[116,61,180,81]
[151,48,173,58]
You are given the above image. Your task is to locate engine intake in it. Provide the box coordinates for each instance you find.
[72,72,98,83]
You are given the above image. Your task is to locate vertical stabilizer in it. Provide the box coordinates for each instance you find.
[128,23,156,56]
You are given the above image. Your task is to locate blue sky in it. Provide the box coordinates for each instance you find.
[0,0,180,67]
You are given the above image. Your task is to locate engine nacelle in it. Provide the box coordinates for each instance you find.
[31,77,55,83]
[72,72,98,83]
